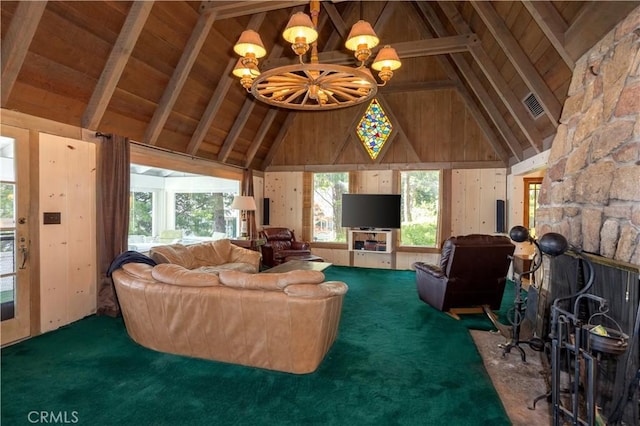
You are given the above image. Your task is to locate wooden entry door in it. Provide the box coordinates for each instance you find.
[1,125,31,345]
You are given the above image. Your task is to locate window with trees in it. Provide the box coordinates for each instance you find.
[313,172,349,242]
[128,164,239,252]
[400,170,440,247]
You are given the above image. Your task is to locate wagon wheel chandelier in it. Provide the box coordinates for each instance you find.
[232,0,401,110]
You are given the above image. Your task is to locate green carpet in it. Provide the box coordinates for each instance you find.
[1,266,510,425]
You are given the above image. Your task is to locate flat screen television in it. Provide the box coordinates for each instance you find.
[341,194,401,229]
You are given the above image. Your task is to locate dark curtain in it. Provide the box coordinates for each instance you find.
[96,134,130,317]
[241,168,257,239]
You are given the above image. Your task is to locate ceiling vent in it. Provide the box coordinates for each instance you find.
[523,92,544,119]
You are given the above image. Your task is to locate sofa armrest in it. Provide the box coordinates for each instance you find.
[228,244,262,269]
[412,262,445,279]
[291,241,310,250]
[284,281,348,298]
[274,249,311,260]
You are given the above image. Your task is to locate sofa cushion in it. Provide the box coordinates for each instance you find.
[150,244,195,268]
[219,270,325,291]
[151,264,220,287]
[196,263,257,275]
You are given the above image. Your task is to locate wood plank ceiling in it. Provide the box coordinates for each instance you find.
[1,1,637,170]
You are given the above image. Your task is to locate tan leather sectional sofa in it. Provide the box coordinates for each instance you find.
[111,240,348,374]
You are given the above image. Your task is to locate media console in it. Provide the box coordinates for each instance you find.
[348,229,393,253]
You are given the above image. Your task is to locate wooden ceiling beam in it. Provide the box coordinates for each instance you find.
[471,1,561,126]
[1,1,47,107]
[143,9,219,145]
[380,80,458,94]
[186,59,235,156]
[375,95,421,164]
[262,34,478,68]
[187,12,270,156]
[82,1,154,130]
[521,1,574,70]
[438,1,544,153]
[199,1,308,19]
[245,109,278,168]
[218,98,255,162]
[262,113,296,170]
[416,2,520,163]
[322,2,349,38]
[564,1,638,61]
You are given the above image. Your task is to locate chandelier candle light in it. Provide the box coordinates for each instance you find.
[232,0,401,110]
[230,195,257,239]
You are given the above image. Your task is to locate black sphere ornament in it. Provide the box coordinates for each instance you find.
[509,225,530,243]
[538,232,569,256]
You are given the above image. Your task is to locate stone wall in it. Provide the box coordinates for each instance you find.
[537,7,640,266]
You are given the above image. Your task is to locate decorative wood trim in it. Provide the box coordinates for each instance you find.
[470,1,562,126]
[521,1,574,69]
[302,172,313,243]
[329,102,369,165]
[438,1,544,153]
[265,160,507,172]
[0,109,82,139]
[144,10,218,145]
[262,35,478,68]
[199,1,307,20]
[440,169,453,244]
[1,1,48,107]
[416,2,521,162]
[82,1,154,130]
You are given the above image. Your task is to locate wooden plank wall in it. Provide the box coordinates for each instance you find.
[39,134,96,333]
[263,167,508,270]
[450,168,507,236]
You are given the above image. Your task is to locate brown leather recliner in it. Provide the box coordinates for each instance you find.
[413,234,515,314]
[260,227,311,267]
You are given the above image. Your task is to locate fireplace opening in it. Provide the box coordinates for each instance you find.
[536,252,639,424]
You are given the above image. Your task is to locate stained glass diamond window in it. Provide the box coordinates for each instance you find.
[356,99,392,160]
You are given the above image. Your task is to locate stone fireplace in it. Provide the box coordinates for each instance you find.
[531,8,640,423]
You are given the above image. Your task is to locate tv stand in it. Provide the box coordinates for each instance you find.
[348,229,393,253]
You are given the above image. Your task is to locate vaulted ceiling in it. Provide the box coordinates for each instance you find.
[1,1,637,170]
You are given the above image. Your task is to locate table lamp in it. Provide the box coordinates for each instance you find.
[231,195,257,239]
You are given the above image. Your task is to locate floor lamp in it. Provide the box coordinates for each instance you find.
[231,195,256,239]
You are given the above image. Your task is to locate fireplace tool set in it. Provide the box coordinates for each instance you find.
[501,229,630,425]
[489,225,547,362]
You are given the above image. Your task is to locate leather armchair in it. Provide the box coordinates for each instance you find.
[260,228,311,267]
[413,234,515,313]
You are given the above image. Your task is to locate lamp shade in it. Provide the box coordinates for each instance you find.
[231,195,257,211]
[371,45,402,71]
[232,58,260,78]
[234,30,267,58]
[345,20,379,51]
[282,12,318,44]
